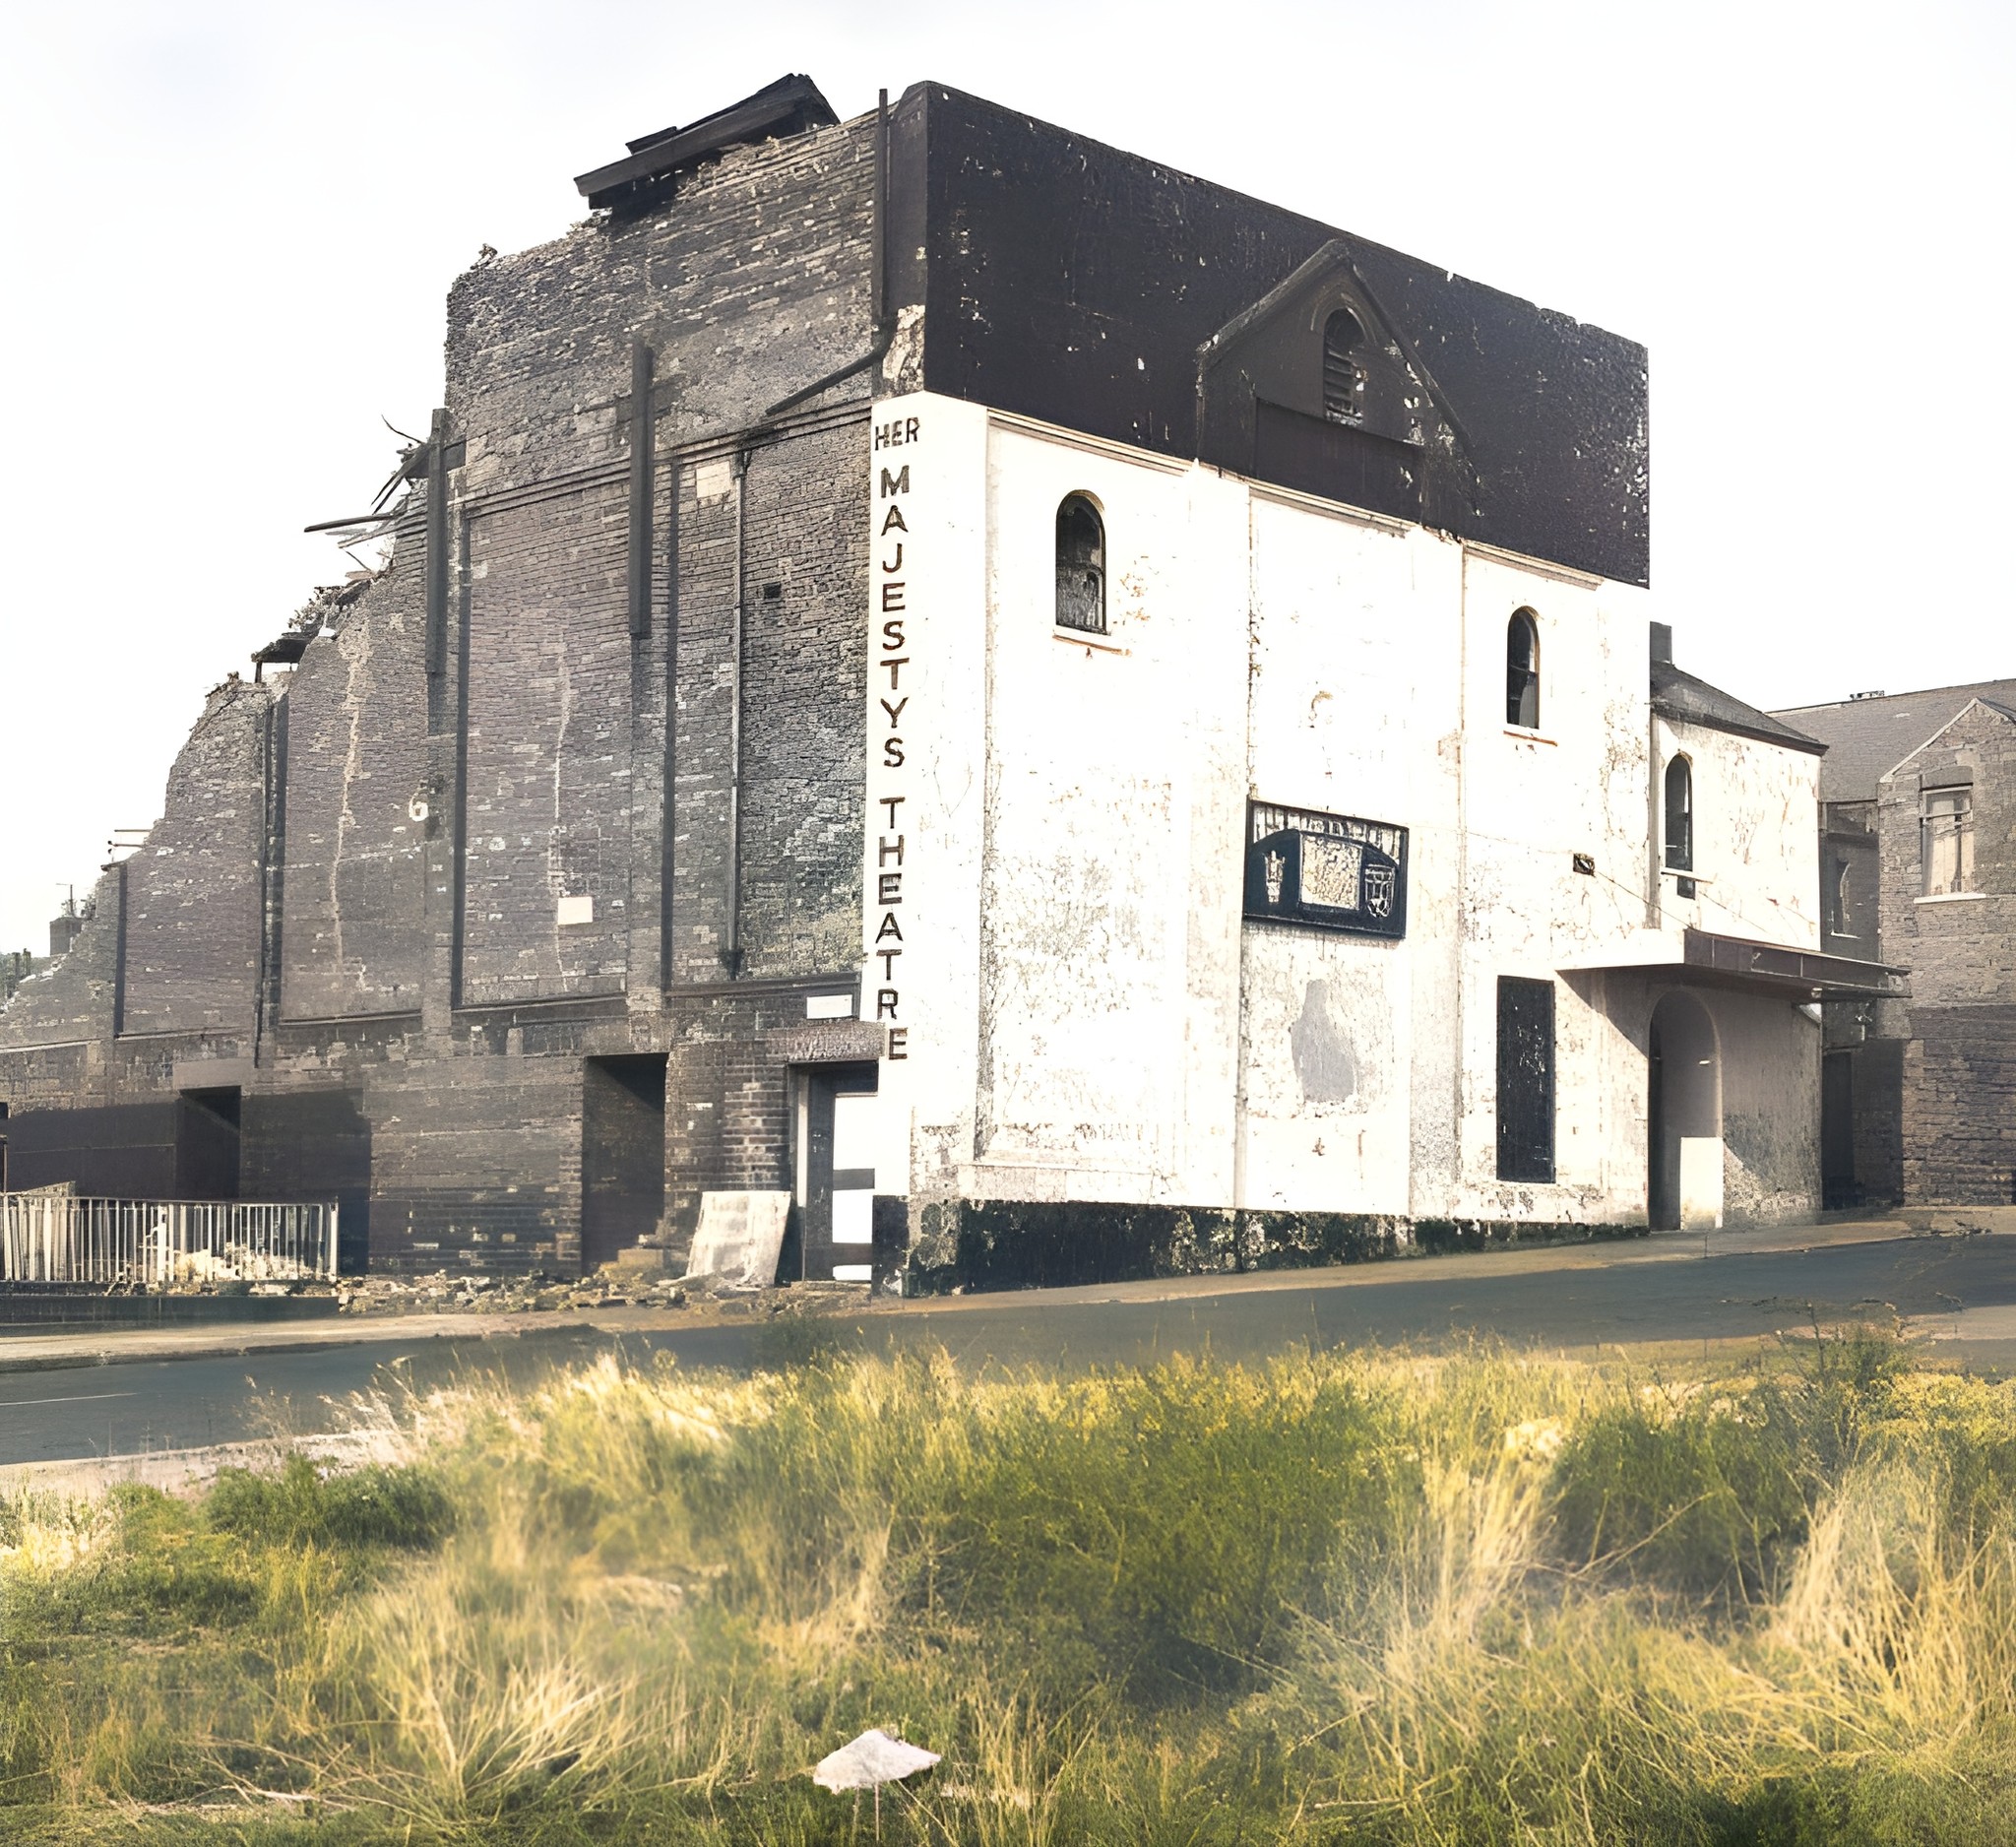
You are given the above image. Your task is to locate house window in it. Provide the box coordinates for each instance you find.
[1505,610,1541,729]
[1496,976,1556,1183]
[1664,754,1696,898]
[1825,857,1852,934]
[1322,308,1366,423]
[1922,788,1974,895]
[1055,493,1105,634]
[1664,757,1693,870]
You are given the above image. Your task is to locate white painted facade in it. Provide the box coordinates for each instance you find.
[857,392,1825,1235]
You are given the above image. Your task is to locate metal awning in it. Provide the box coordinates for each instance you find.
[1563,927,1908,1000]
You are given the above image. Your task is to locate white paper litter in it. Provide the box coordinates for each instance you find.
[811,1729,941,1793]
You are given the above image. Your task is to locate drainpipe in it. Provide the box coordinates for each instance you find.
[723,447,750,974]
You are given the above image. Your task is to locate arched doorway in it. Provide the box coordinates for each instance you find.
[1648,990,1721,1230]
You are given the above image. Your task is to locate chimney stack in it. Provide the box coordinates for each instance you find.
[48,895,82,960]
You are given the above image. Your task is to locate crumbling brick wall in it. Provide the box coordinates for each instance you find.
[462,480,634,1004]
[0,105,882,1272]
[279,545,429,1020]
[116,679,271,1039]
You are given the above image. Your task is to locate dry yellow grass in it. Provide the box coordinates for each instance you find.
[1,1331,2012,1843]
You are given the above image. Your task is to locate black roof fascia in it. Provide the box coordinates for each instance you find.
[911,84,1649,586]
[1681,928,1907,998]
[1653,663,1826,755]
[576,75,837,208]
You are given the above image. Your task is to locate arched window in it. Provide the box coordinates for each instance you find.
[1664,756,1692,868]
[1505,610,1540,729]
[1055,493,1105,633]
[1665,754,1696,898]
[1322,309,1366,423]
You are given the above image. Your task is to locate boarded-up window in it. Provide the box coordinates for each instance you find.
[1495,976,1556,1182]
[1922,788,1974,895]
[1322,308,1366,423]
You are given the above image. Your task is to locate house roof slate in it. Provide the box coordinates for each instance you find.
[1771,679,2016,803]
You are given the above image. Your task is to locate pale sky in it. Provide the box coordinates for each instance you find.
[2,0,2010,954]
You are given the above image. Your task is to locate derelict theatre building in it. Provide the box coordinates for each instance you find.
[0,78,1905,1287]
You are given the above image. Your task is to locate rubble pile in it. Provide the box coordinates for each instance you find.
[335,1270,692,1316]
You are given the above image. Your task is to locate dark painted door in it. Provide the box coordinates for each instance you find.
[796,1063,878,1282]
[1821,1051,1857,1210]
[177,1089,242,1199]
[1495,978,1556,1183]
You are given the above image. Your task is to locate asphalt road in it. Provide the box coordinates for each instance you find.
[1,1233,2010,1468]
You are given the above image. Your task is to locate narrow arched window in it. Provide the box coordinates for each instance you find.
[1322,308,1366,423]
[1055,493,1105,633]
[1665,754,1694,877]
[1505,610,1540,729]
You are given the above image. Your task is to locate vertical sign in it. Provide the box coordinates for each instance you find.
[865,412,921,1060]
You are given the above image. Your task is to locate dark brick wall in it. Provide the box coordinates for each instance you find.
[364,1052,584,1271]
[446,114,878,493]
[279,533,429,1021]
[662,423,868,987]
[118,681,269,1039]
[461,481,633,1004]
[0,106,882,1272]
[663,990,802,1236]
[736,422,869,979]
[0,1100,182,1197]
[1851,1035,1905,1205]
[241,1088,373,1270]
[1904,1006,2016,1204]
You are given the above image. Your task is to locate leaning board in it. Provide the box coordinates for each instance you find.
[684,1190,791,1288]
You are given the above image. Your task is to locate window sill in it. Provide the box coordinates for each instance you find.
[1502,727,1557,746]
[1916,891,1987,905]
[1053,626,1129,656]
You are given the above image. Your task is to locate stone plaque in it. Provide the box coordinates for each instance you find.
[766,1019,886,1064]
[1244,800,1408,939]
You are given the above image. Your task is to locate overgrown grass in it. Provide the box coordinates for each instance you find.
[3,1328,2014,1843]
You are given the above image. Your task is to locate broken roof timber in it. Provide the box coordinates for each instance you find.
[575,75,837,209]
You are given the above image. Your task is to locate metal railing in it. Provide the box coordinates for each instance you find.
[0,1195,339,1286]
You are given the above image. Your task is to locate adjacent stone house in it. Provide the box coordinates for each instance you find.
[0,77,1902,1284]
[1775,681,2016,1208]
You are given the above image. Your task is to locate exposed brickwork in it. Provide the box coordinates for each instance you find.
[278,533,429,1020]
[1878,701,2016,1204]
[1903,1008,2016,1203]
[1851,1035,1905,1203]
[118,680,270,1039]
[447,117,878,494]
[0,107,880,1275]
[462,482,633,1003]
